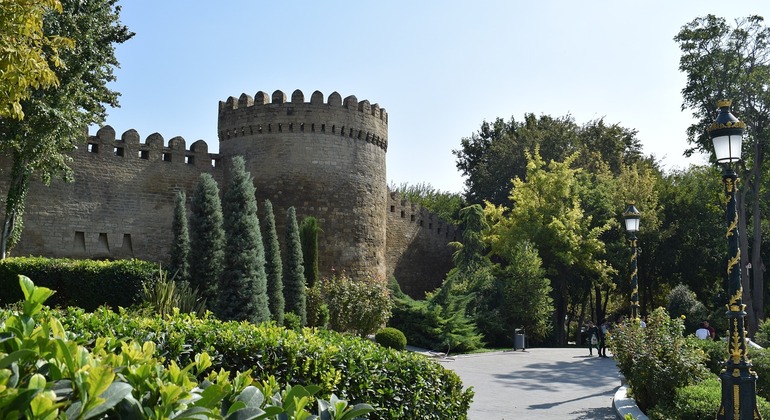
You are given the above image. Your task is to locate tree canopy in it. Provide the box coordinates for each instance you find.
[0,0,133,257]
[675,14,770,331]
[453,114,643,206]
[0,0,73,120]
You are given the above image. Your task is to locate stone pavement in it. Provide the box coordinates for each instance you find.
[438,347,622,419]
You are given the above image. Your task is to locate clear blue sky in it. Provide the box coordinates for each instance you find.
[99,1,766,193]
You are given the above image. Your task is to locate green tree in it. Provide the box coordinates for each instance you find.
[218,156,269,323]
[283,206,306,326]
[263,199,284,324]
[475,242,553,345]
[655,166,724,309]
[188,173,224,305]
[169,190,190,282]
[453,114,643,206]
[0,0,73,119]
[667,283,709,333]
[485,150,613,345]
[0,0,133,258]
[675,14,770,332]
[299,216,319,288]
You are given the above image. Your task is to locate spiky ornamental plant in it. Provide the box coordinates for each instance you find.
[263,199,284,324]
[299,216,320,289]
[217,156,269,323]
[188,173,225,306]
[283,206,306,326]
[169,190,190,282]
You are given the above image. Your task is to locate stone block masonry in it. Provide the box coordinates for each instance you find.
[1,89,457,297]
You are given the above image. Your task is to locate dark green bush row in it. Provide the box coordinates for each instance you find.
[647,377,770,419]
[694,338,770,401]
[53,306,473,419]
[0,257,158,310]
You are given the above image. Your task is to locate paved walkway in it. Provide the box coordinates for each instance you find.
[437,347,622,419]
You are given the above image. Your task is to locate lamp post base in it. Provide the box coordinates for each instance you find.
[717,364,761,419]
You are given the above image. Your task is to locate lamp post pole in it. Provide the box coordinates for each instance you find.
[709,100,760,420]
[623,203,641,320]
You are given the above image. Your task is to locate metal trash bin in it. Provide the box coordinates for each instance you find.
[514,328,526,351]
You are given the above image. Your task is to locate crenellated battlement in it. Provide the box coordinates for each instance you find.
[4,86,455,298]
[387,191,460,243]
[84,125,222,170]
[217,89,388,151]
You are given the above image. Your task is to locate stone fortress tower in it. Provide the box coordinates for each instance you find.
[2,89,457,297]
[218,89,388,279]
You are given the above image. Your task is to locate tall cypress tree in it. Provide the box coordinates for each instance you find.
[299,216,320,288]
[188,173,224,305]
[263,199,284,324]
[217,156,269,323]
[283,206,306,326]
[169,190,190,282]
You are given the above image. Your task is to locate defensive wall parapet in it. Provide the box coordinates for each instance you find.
[5,88,457,297]
[7,126,223,262]
[386,192,459,298]
[84,125,223,171]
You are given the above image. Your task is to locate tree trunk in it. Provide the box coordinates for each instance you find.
[594,285,604,325]
[574,295,587,345]
[1,157,31,260]
[553,272,569,346]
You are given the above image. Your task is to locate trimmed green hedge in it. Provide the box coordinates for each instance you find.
[694,339,770,401]
[0,257,158,310]
[648,377,770,419]
[54,306,473,419]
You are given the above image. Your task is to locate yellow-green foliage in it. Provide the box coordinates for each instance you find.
[0,276,374,419]
[35,288,472,418]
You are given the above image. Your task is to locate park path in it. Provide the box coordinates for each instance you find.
[438,347,622,419]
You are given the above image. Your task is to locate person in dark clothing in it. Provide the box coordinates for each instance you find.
[598,320,609,358]
[586,321,600,356]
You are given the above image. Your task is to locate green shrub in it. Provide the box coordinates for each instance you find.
[284,311,302,331]
[0,276,374,419]
[750,347,770,401]
[320,272,392,337]
[47,303,472,419]
[609,307,709,412]
[666,284,709,333]
[694,339,770,401]
[388,286,483,354]
[648,376,770,419]
[0,257,158,310]
[375,327,407,350]
[140,269,206,317]
[755,318,770,348]
[693,337,726,375]
[307,285,330,328]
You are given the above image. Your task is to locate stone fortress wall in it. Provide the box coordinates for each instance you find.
[4,89,455,297]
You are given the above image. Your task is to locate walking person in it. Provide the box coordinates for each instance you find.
[586,321,600,356]
[598,320,609,358]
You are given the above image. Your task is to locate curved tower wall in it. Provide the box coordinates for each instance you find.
[218,89,388,279]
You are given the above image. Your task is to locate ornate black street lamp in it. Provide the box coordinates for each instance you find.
[623,203,641,320]
[709,100,760,420]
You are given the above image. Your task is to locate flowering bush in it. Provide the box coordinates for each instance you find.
[608,307,709,411]
[320,272,392,337]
